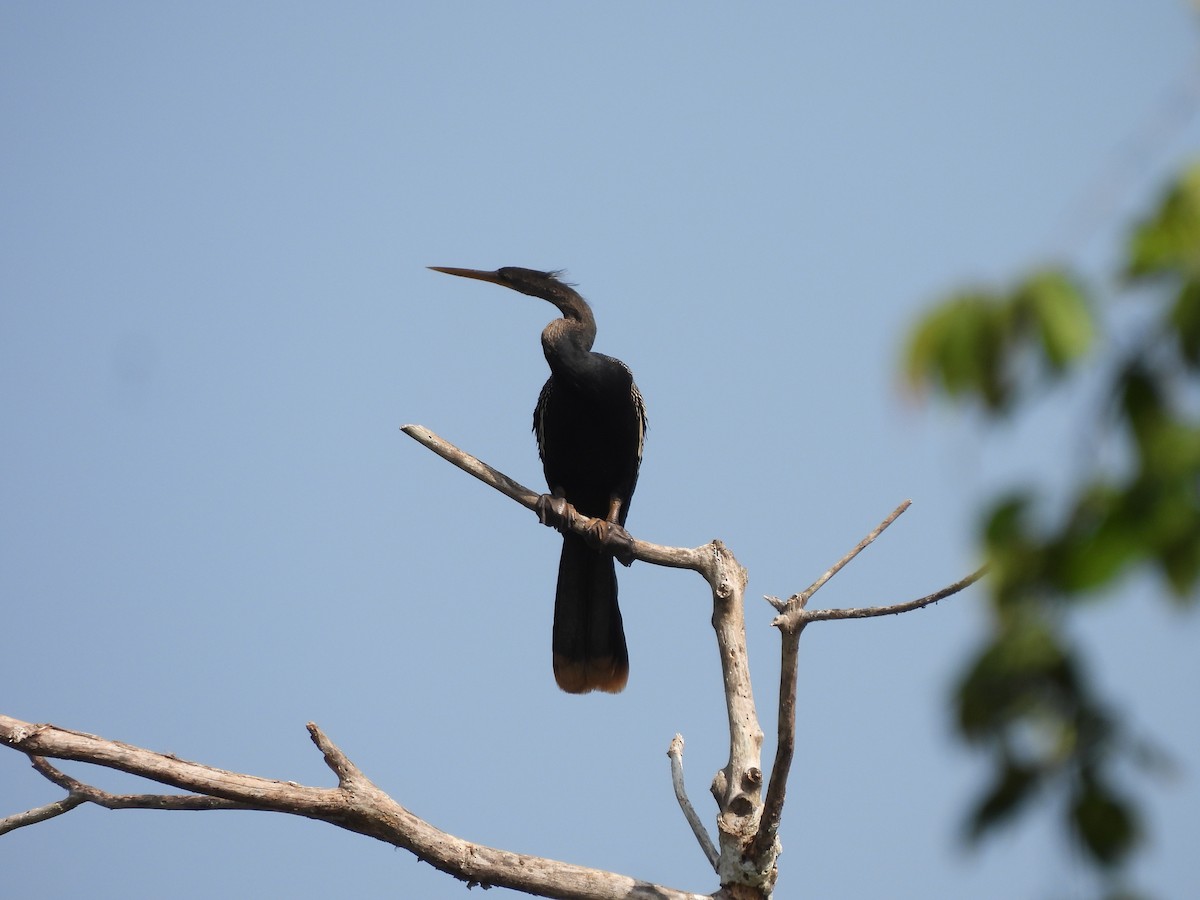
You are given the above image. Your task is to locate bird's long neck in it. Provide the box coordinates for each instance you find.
[541,295,598,377]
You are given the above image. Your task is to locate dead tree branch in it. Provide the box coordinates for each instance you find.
[752,501,985,863]
[397,427,979,893]
[796,566,988,625]
[0,750,257,836]
[668,734,719,871]
[401,424,710,572]
[403,425,773,892]
[2,425,982,900]
[0,715,707,900]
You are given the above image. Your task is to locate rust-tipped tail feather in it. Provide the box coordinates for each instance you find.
[552,533,629,693]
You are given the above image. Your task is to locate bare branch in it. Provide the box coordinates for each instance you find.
[401,424,711,572]
[0,714,710,900]
[307,722,366,788]
[754,566,986,853]
[3,426,977,900]
[404,425,774,892]
[800,565,987,624]
[0,781,86,835]
[29,755,256,812]
[753,506,983,864]
[750,626,801,864]
[702,542,774,891]
[668,734,719,871]
[753,566,986,858]
[401,423,543,508]
[0,716,341,809]
[1,751,270,837]
[768,500,911,613]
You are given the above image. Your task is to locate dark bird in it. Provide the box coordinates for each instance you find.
[429,266,646,693]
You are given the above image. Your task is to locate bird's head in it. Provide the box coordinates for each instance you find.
[429,266,585,317]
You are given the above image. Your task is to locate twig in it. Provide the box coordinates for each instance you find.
[0,785,85,835]
[31,755,256,810]
[307,722,366,788]
[752,502,983,863]
[401,424,542,509]
[799,565,987,625]
[768,500,911,613]
[667,735,718,871]
[0,753,272,836]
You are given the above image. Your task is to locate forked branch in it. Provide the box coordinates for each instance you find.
[752,503,985,862]
[403,425,772,891]
[0,715,707,900]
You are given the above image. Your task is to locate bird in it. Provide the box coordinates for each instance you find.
[429,266,646,693]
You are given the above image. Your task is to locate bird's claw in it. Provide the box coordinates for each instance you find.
[536,494,576,532]
[582,517,609,546]
[605,523,637,567]
[537,496,636,565]
[583,518,636,566]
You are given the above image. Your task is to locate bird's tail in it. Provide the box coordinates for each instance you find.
[552,533,629,693]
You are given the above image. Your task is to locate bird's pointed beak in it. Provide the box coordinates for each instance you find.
[428,266,505,286]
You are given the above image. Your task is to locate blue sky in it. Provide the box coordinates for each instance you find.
[3,3,1198,898]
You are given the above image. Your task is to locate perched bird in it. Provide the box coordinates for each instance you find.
[430,266,646,693]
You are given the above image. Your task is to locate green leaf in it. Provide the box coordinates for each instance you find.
[1119,364,1167,455]
[1015,269,1094,370]
[1170,279,1200,367]
[931,159,1200,886]
[1146,484,1200,598]
[965,759,1043,841]
[1047,485,1140,594]
[1161,527,1200,598]
[955,615,1072,740]
[980,494,1046,610]
[983,493,1032,548]
[1070,776,1140,867]
[904,292,1011,410]
[1127,162,1200,280]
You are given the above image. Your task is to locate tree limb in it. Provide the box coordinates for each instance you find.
[2,425,981,900]
[769,500,913,614]
[668,734,719,871]
[753,504,984,863]
[401,424,711,572]
[797,566,987,625]
[0,714,708,900]
[403,425,773,892]
[0,775,87,836]
[0,752,257,835]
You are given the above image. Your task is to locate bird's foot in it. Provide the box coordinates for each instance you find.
[605,523,637,567]
[536,494,577,533]
[582,518,636,567]
[582,516,609,546]
[537,496,636,565]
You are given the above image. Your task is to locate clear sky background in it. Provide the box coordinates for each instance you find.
[3,4,1199,898]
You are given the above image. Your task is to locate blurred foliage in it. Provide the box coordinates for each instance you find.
[903,269,1093,411]
[905,161,1200,885]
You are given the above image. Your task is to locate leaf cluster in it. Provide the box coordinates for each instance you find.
[904,161,1200,879]
[904,268,1093,412]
